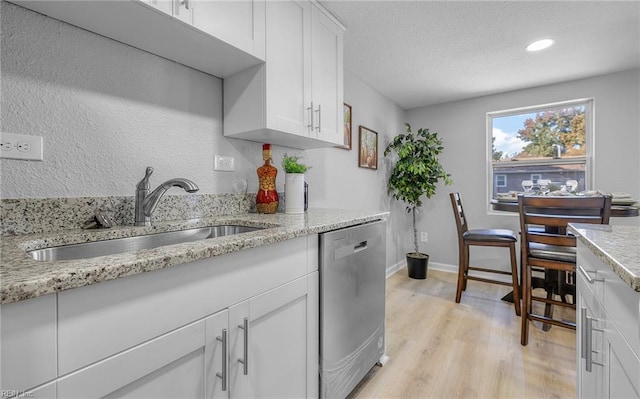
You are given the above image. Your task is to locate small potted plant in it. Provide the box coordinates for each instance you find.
[282,153,309,214]
[384,123,452,279]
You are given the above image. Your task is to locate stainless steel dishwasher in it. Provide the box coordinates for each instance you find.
[319,220,386,399]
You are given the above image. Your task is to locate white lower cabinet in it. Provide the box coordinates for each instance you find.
[576,242,640,398]
[56,274,317,399]
[0,236,319,398]
[57,317,212,398]
[228,273,317,398]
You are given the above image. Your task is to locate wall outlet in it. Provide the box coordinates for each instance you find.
[214,155,235,171]
[0,132,43,161]
[420,232,428,243]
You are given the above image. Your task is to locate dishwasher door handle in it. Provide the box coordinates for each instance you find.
[354,241,368,253]
[334,240,369,259]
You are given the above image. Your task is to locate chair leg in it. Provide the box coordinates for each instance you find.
[508,243,521,316]
[462,245,469,291]
[521,262,530,346]
[455,244,467,303]
[543,288,554,332]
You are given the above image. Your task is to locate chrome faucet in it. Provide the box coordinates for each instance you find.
[135,167,199,226]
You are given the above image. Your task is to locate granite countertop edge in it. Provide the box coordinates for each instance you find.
[568,223,640,292]
[1,209,389,304]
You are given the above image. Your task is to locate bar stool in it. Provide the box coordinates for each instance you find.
[449,192,521,316]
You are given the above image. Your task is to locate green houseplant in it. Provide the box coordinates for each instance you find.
[384,123,452,279]
[282,153,310,214]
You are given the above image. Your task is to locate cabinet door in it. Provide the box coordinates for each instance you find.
[206,310,230,399]
[192,0,265,59]
[1,294,56,394]
[310,5,343,145]
[604,322,640,398]
[264,0,312,136]
[141,0,173,15]
[577,275,606,399]
[57,318,212,398]
[228,274,316,398]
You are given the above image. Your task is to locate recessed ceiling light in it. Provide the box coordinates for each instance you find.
[526,39,554,52]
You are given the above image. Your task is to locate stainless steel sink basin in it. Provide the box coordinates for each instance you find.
[28,225,264,262]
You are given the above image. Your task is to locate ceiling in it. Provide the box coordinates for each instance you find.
[320,1,640,110]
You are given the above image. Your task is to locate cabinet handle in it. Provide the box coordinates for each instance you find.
[180,0,189,10]
[315,104,321,132]
[216,329,228,391]
[307,102,314,132]
[580,307,587,359]
[585,316,605,372]
[578,265,603,284]
[585,315,593,372]
[237,317,249,375]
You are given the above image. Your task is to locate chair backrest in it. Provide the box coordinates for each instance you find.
[449,192,469,237]
[518,194,612,267]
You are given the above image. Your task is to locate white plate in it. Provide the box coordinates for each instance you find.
[611,198,637,205]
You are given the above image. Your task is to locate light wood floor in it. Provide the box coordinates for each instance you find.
[348,269,576,399]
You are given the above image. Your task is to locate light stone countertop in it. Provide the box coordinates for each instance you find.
[568,223,640,291]
[1,209,389,304]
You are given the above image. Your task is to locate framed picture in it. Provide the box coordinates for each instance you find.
[336,103,352,150]
[358,125,378,170]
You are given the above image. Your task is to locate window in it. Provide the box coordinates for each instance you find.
[488,99,593,201]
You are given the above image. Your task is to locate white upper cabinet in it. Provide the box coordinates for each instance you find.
[223,0,344,150]
[310,4,343,145]
[8,0,265,78]
[192,0,265,60]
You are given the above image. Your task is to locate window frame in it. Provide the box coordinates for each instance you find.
[486,98,594,215]
[495,174,507,187]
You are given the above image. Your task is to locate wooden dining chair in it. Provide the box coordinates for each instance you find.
[519,194,612,346]
[449,192,521,316]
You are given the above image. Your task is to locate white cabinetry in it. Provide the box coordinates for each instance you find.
[224,0,344,149]
[1,236,319,398]
[0,294,56,396]
[576,242,640,398]
[9,0,265,78]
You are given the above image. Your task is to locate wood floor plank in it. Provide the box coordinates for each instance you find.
[348,269,576,399]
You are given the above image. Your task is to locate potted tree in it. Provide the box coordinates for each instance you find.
[384,123,452,279]
[282,153,310,214]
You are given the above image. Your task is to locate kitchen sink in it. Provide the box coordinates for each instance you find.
[27,225,264,262]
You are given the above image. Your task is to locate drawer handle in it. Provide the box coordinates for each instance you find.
[578,265,603,284]
[238,317,249,375]
[216,329,228,391]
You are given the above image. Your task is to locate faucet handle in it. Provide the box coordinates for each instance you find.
[136,167,154,190]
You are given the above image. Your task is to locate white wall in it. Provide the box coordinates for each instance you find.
[0,2,287,198]
[406,69,640,271]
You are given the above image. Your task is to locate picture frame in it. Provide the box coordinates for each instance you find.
[336,103,352,150]
[358,125,378,170]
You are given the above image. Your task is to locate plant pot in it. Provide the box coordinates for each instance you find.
[285,173,305,214]
[407,252,429,279]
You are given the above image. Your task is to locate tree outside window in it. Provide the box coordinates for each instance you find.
[488,99,592,201]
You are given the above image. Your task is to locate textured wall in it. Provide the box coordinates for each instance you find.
[406,69,640,271]
[0,2,289,199]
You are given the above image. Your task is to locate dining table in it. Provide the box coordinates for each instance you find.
[491,193,638,304]
[490,198,639,217]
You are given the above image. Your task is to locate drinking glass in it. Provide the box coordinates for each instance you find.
[232,178,248,212]
[566,180,578,193]
[521,180,534,194]
[538,179,551,196]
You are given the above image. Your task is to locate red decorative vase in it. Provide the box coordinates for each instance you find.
[256,144,279,214]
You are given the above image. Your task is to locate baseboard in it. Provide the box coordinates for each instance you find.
[386,260,512,284]
[386,259,457,278]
